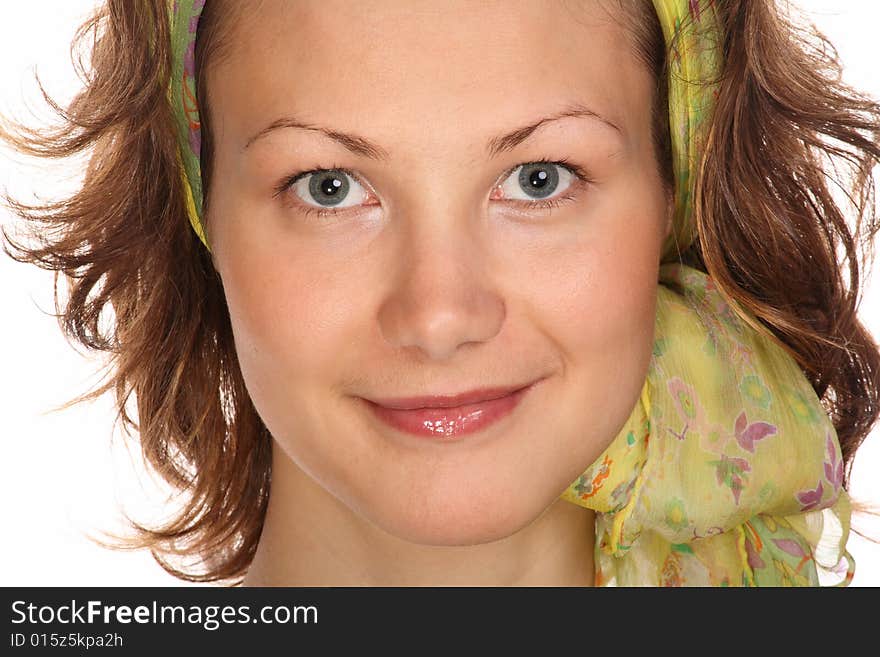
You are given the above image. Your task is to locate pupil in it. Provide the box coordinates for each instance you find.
[321,176,342,195]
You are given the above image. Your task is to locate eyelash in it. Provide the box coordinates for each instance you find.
[271,157,593,220]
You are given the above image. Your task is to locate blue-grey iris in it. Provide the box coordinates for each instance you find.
[308,170,350,207]
[518,163,558,199]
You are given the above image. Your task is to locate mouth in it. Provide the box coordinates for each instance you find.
[361,379,543,440]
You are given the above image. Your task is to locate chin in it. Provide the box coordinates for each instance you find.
[360,482,548,548]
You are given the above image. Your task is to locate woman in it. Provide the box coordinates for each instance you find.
[2,0,878,586]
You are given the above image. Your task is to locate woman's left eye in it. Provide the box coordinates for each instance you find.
[492,159,592,214]
[272,159,591,220]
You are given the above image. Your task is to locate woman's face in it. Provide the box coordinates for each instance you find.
[207,0,672,546]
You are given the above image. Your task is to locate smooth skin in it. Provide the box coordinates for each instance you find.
[206,0,673,586]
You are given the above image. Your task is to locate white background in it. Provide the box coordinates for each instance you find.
[1,1,879,586]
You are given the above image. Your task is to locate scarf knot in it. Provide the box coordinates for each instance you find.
[561,264,854,586]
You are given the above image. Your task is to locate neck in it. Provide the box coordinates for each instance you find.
[242,442,596,587]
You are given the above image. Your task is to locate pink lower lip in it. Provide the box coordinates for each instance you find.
[365,383,535,439]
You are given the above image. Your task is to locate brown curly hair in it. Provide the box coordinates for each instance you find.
[2,0,879,584]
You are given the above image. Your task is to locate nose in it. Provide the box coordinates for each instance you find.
[377,217,505,361]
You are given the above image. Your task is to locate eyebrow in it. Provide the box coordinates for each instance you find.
[242,102,623,160]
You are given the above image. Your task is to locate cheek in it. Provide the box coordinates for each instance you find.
[515,209,661,458]
[522,215,660,372]
[565,248,657,420]
[565,243,657,365]
[214,230,363,428]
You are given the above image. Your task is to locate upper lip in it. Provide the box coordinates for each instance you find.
[366,380,538,410]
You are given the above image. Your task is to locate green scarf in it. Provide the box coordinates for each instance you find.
[166,0,854,586]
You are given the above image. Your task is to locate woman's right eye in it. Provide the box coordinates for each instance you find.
[273,166,377,219]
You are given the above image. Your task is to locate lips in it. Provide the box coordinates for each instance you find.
[363,380,540,439]
[368,383,532,410]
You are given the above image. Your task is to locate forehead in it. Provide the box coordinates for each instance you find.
[208,0,651,155]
